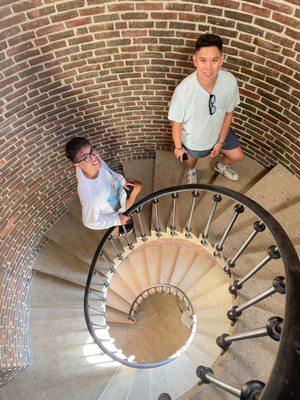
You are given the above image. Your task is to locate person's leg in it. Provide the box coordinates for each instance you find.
[215,129,244,181]
[185,148,211,183]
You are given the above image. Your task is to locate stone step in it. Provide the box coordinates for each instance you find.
[144,243,162,285]
[160,243,181,284]
[99,365,135,400]
[106,289,131,314]
[169,246,198,287]
[34,239,90,287]
[127,368,150,400]
[127,248,152,289]
[196,303,233,339]
[46,211,99,265]
[114,256,144,297]
[109,271,137,305]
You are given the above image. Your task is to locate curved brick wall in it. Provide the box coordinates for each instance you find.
[0,0,299,386]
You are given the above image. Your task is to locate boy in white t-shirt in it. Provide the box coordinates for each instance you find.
[65,137,142,236]
[168,33,244,183]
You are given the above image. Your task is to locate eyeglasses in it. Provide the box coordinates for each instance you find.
[76,146,98,163]
[209,94,216,115]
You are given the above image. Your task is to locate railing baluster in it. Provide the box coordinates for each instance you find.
[201,194,222,245]
[170,192,179,236]
[224,221,265,274]
[109,236,124,260]
[227,276,285,323]
[196,366,265,398]
[100,251,116,273]
[229,246,280,296]
[135,206,148,241]
[217,316,283,351]
[185,191,200,238]
[153,198,162,237]
[89,288,106,302]
[123,224,134,250]
[214,204,244,255]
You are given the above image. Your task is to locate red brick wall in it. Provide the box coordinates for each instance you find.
[0,0,299,385]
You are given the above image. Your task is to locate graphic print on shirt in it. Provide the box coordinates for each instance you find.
[107,176,124,212]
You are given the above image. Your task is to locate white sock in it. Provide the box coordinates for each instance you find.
[188,168,196,174]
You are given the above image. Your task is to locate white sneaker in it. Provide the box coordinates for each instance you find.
[215,162,239,181]
[187,170,198,184]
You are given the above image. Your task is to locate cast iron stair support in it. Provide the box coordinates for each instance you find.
[100,251,116,273]
[214,204,244,257]
[122,224,134,250]
[170,192,179,236]
[224,221,266,275]
[201,194,222,246]
[216,316,283,352]
[185,190,200,238]
[153,198,162,237]
[197,366,265,399]
[93,270,110,288]
[229,246,281,296]
[134,206,148,242]
[109,236,124,260]
[89,288,106,302]
[227,276,285,323]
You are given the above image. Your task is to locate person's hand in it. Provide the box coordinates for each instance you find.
[123,180,134,190]
[119,215,130,225]
[210,143,222,158]
[174,148,187,162]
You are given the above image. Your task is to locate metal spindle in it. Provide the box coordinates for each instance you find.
[229,246,280,296]
[224,221,265,274]
[153,198,162,237]
[217,316,283,351]
[197,366,265,398]
[185,191,200,238]
[101,252,115,273]
[201,194,222,245]
[170,192,179,236]
[89,306,106,315]
[89,288,106,302]
[123,224,134,250]
[215,204,244,254]
[136,206,147,241]
[109,236,124,260]
[227,276,285,322]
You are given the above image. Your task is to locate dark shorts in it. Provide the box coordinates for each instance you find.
[185,128,241,159]
[124,181,135,199]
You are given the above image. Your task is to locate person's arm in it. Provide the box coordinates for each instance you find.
[172,121,187,161]
[210,112,233,158]
[81,202,130,230]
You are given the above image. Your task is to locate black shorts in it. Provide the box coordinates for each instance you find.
[124,181,135,199]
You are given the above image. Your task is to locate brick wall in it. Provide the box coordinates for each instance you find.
[0,0,299,386]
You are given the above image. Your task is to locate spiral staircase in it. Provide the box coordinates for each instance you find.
[1,150,299,400]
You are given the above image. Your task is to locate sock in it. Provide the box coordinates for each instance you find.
[188,168,196,174]
[217,161,225,169]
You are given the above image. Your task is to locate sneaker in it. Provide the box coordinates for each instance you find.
[214,162,239,181]
[187,170,198,184]
[118,223,134,237]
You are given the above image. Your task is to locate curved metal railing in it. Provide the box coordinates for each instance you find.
[128,284,195,322]
[84,184,300,398]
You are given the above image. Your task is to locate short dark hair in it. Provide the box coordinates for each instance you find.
[195,33,223,53]
[65,137,91,163]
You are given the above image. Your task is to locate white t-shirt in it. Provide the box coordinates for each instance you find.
[168,69,240,151]
[76,160,127,230]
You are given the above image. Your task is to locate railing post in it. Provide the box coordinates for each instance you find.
[109,236,124,260]
[214,204,244,256]
[216,316,283,351]
[224,221,265,275]
[196,366,265,399]
[227,276,285,323]
[153,198,162,237]
[201,194,222,246]
[229,246,280,296]
[123,224,134,250]
[185,191,200,238]
[135,206,148,242]
[170,192,179,236]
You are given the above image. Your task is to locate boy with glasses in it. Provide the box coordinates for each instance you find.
[168,33,244,183]
[65,137,142,236]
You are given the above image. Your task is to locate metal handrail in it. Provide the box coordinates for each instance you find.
[84,184,300,397]
[128,284,195,321]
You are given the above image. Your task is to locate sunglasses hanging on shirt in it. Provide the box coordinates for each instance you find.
[209,94,216,115]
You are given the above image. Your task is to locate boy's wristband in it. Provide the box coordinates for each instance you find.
[175,146,183,150]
